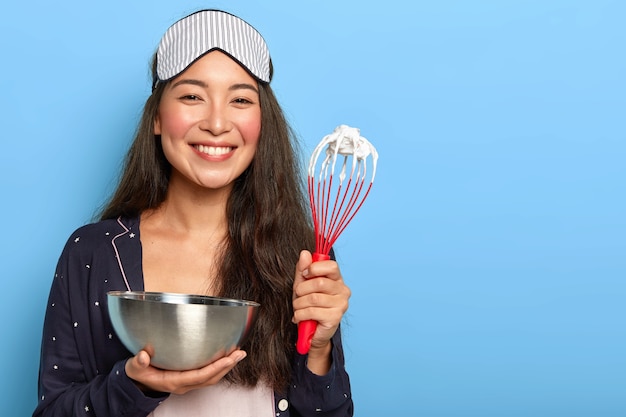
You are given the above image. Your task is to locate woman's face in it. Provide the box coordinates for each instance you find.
[155,50,262,192]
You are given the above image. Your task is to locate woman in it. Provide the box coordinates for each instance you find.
[33,9,353,417]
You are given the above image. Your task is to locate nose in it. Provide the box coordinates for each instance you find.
[200,102,232,135]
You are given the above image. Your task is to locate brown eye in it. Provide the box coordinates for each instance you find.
[233,97,252,104]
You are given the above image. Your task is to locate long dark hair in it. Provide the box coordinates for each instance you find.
[100,55,314,391]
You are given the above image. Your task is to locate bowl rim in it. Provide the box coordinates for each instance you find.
[107,290,260,307]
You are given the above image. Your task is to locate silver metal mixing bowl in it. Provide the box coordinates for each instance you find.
[107,291,259,371]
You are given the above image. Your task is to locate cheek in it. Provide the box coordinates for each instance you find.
[157,106,196,139]
[239,111,262,145]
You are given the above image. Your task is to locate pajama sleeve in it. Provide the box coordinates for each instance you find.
[285,329,353,417]
[33,231,167,417]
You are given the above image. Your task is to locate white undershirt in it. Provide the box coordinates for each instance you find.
[149,380,274,417]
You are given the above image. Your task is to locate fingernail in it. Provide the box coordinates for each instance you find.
[236,351,247,362]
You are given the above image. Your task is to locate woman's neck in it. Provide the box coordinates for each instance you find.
[151,173,232,235]
[139,177,231,295]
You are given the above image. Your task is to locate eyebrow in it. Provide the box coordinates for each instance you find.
[171,79,207,89]
[230,83,259,94]
[170,79,259,94]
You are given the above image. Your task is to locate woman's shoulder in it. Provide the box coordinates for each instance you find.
[62,217,139,253]
[70,217,137,238]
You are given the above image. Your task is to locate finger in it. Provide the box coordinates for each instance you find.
[293,250,312,292]
[125,349,150,376]
[171,350,247,391]
[293,300,348,324]
[137,350,151,367]
[303,260,343,282]
[293,287,348,309]
[293,304,349,324]
[293,279,349,309]
[294,276,348,298]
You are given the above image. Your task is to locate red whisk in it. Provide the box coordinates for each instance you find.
[296,125,378,355]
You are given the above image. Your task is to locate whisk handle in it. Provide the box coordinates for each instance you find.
[296,252,330,354]
[311,252,331,262]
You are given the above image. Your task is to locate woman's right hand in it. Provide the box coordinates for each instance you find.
[125,349,247,395]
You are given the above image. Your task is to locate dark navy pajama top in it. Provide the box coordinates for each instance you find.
[33,216,353,417]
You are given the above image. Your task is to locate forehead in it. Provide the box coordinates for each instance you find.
[169,50,259,87]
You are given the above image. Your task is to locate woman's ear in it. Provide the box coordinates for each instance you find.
[154,116,161,135]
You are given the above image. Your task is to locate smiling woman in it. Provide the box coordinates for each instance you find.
[32,9,353,417]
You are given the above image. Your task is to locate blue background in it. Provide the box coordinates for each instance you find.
[1,1,624,415]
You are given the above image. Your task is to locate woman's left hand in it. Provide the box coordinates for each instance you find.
[292,250,351,372]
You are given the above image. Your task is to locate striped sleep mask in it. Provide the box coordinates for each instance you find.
[155,9,271,87]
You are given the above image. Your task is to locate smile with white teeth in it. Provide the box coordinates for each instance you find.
[195,144,233,156]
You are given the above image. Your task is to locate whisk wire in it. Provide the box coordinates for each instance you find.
[309,153,374,255]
